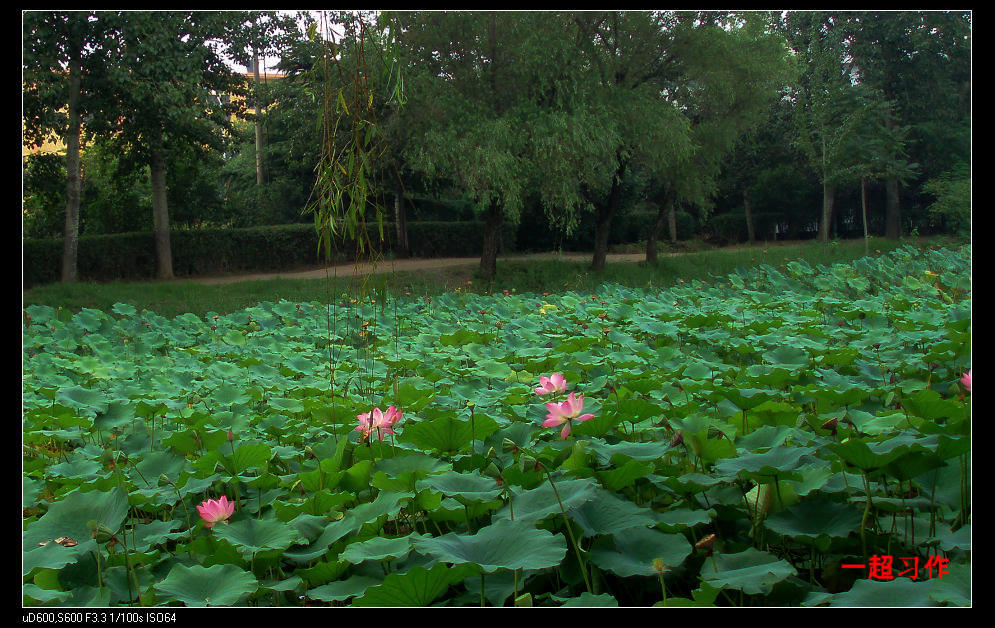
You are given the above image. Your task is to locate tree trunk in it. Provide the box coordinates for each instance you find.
[393,172,409,258]
[861,177,869,255]
[817,182,835,243]
[591,160,626,271]
[744,188,755,244]
[884,178,901,239]
[479,199,503,280]
[646,189,674,265]
[252,51,265,186]
[60,53,82,283]
[646,207,665,265]
[150,145,174,279]
[591,205,613,272]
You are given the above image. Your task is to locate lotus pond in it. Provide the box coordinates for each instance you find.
[22,244,971,607]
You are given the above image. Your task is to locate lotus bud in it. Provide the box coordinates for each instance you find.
[695,533,717,555]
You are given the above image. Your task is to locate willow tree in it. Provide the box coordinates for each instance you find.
[396,11,613,279]
[307,11,406,267]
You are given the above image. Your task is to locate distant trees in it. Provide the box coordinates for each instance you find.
[784,11,969,242]
[23,10,970,282]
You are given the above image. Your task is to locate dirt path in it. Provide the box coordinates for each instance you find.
[184,251,648,285]
[181,240,813,286]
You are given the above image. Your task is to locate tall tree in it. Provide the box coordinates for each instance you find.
[398,11,603,279]
[23,11,118,282]
[644,11,795,260]
[96,11,245,279]
[843,11,971,239]
[571,11,693,271]
[787,11,865,243]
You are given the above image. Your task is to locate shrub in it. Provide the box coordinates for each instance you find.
[23,220,518,288]
[923,163,971,238]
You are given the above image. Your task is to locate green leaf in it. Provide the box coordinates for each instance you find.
[494,477,598,524]
[700,547,796,595]
[559,592,619,607]
[155,563,258,606]
[339,533,420,565]
[23,487,130,576]
[307,576,381,602]
[589,526,692,577]
[763,496,863,546]
[415,470,504,504]
[567,490,661,538]
[414,519,567,573]
[351,563,476,607]
[211,518,300,557]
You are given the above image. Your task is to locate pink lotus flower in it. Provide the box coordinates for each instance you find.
[543,392,595,439]
[197,495,235,528]
[534,373,567,396]
[961,369,971,393]
[356,405,402,441]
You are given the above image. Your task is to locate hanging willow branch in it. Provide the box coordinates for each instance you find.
[307,11,405,265]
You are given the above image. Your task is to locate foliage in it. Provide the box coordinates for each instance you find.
[23,221,518,288]
[22,154,68,239]
[23,244,971,606]
[922,164,971,238]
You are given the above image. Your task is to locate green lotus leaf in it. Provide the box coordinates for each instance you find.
[589,526,692,577]
[54,386,107,417]
[339,533,421,564]
[414,519,567,573]
[700,547,796,595]
[928,562,971,606]
[228,441,272,474]
[23,486,129,574]
[493,477,597,524]
[307,576,382,602]
[351,563,477,607]
[585,438,673,465]
[567,490,661,538]
[559,592,619,607]
[155,563,258,606]
[23,582,73,606]
[714,445,818,479]
[806,577,937,607]
[415,470,503,504]
[211,518,300,557]
[763,496,862,546]
[374,452,451,478]
[400,413,499,455]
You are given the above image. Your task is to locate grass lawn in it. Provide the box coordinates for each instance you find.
[22,235,956,319]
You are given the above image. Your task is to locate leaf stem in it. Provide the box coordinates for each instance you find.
[541,466,592,594]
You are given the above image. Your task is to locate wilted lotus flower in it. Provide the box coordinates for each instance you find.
[197,495,235,528]
[961,369,971,393]
[543,392,595,439]
[356,406,402,441]
[534,373,567,396]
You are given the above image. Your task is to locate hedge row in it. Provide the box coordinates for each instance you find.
[23,220,517,288]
